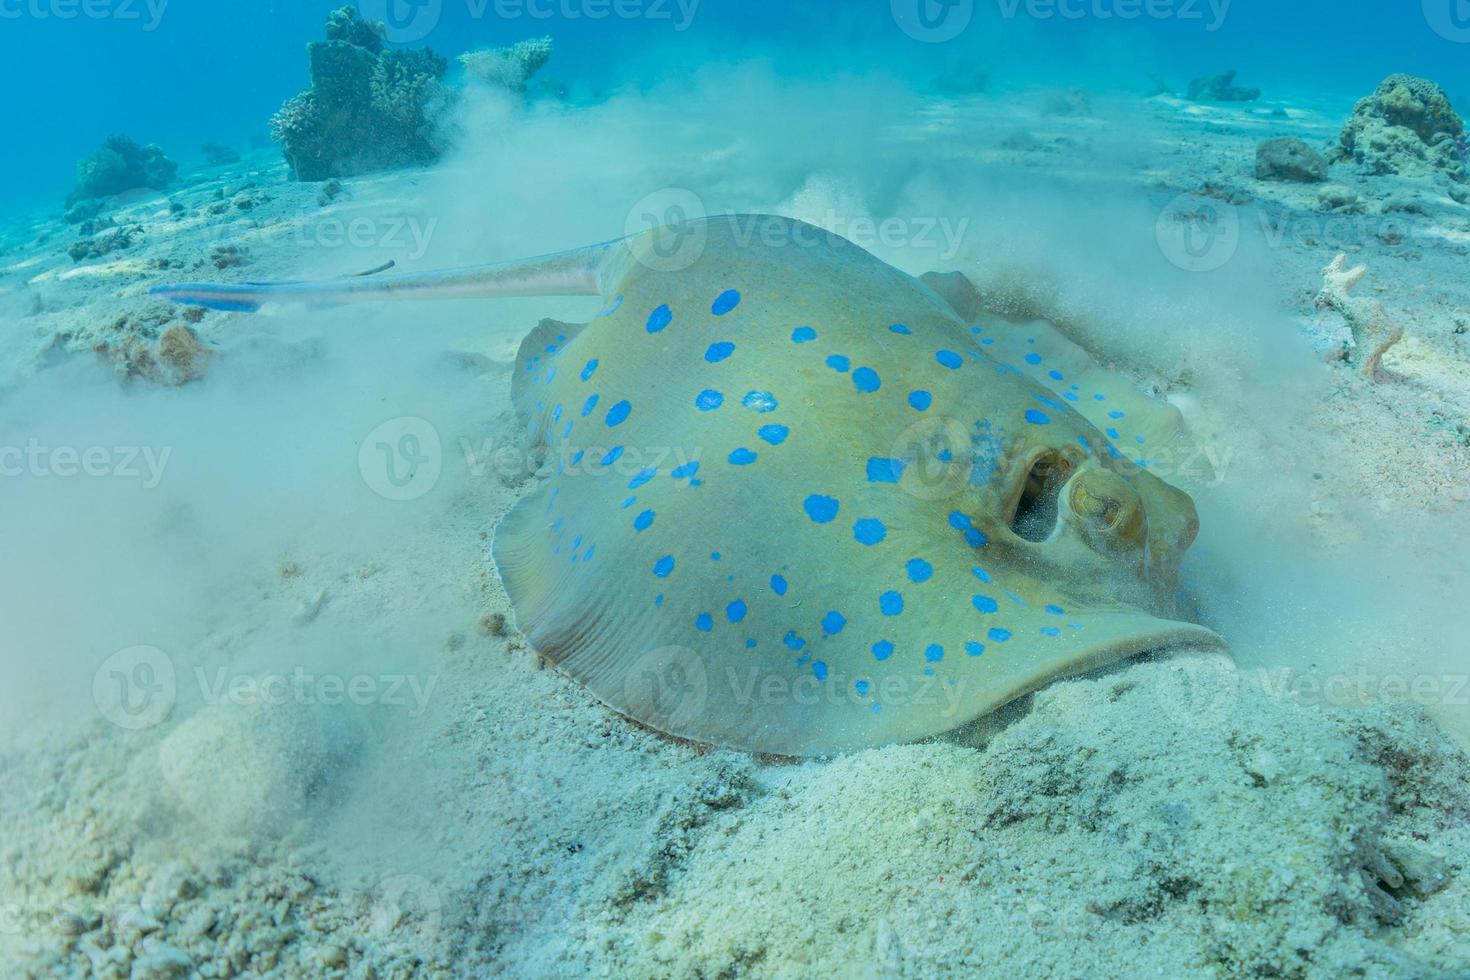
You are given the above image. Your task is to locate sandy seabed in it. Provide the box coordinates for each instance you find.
[3,85,1470,978]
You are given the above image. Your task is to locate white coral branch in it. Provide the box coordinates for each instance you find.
[1314,253,1404,380]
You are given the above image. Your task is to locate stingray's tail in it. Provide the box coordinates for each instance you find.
[150,241,616,313]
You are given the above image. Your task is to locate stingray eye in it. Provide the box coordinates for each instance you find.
[1071,482,1123,529]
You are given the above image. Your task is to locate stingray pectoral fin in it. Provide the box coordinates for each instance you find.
[149,241,617,312]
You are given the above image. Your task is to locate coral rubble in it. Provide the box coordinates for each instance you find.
[1333,74,1467,183]
[201,142,242,166]
[1187,69,1259,103]
[1255,137,1329,183]
[271,6,449,181]
[1315,254,1405,380]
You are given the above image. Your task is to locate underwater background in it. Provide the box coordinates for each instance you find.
[4,1,1470,977]
[4,0,1469,209]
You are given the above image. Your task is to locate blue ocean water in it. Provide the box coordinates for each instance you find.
[1,0,1465,212]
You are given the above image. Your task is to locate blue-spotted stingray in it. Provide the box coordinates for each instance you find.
[155,215,1225,756]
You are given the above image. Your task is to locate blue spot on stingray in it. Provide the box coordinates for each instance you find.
[629,468,656,490]
[853,367,881,393]
[856,679,871,696]
[1040,626,1061,637]
[581,394,599,417]
[988,627,1013,643]
[1049,370,1064,381]
[972,566,993,583]
[812,661,829,681]
[880,591,904,616]
[597,296,623,317]
[743,391,778,413]
[791,325,817,343]
[783,630,805,650]
[965,527,989,549]
[696,389,724,411]
[647,304,672,333]
[600,446,624,466]
[1136,435,1146,445]
[908,390,933,411]
[712,290,741,315]
[654,594,664,607]
[826,354,851,373]
[867,458,905,483]
[571,450,585,466]
[1025,409,1051,426]
[633,510,655,532]
[1106,428,1120,439]
[727,600,748,623]
[552,405,563,423]
[872,640,894,662]
[906,558,933,583]
[584,546,596,561]
[759,424,790,445]
[936,350,963,369]
[746,639,757,649]
[853,519,887,545]
[948,512,971,530]
[924,644,944,663]
[1024,352,1043,365]
[653,556,675,577]
[890,323,912,335]
[804,495,839,523]
[606,400,632,427]
[966,642,985,657]
[671,461,700,480]
[1109,410,1126,419]
[1045,604,1066,616]
[729,448,758,466]
[705,342,735,363]
[562,420,574,439]
[695,613,713,632]
[771,574,788,595]
[972,595,999,614]
[580,359,599,381]
[821,611,847,635]
[711,552,721,561]
[1078,436,1091,449]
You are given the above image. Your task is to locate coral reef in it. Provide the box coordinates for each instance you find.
[1187,69,1259,103]
[68,224,138,263]
[459,36,554,94]
[271,6,449,181]
[201,142,241,166]
[1316,253,1405,380]
[1334,74,1466,182]
[1255,136,1329,183]
[66,135,178,208]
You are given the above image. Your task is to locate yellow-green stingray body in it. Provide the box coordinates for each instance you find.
[494,216,1223,755]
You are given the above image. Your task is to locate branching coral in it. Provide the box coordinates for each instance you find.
[459,37,554,94]
[271,6,448,181]
[1315,254,1405,380]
